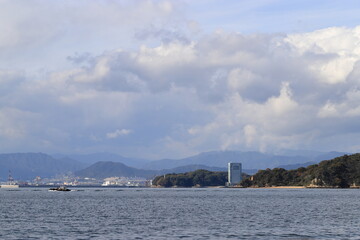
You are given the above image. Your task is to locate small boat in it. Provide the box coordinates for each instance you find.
[0,170,19,188]
[0,184,19,188]
[49,186,71,192]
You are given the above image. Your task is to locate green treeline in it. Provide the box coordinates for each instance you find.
[152,154,360,188]
[242,154,360,188]
[152,169,228,187]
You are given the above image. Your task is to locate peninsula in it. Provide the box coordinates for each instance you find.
[152,153,360,188]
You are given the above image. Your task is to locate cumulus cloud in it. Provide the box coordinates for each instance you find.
[285,26,360,84]
[2,6,360,158]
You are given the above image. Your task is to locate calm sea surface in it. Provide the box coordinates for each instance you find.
[1,188,359,240]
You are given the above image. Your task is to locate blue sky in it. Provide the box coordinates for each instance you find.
[1,0,360,159]
[186,0,360,33]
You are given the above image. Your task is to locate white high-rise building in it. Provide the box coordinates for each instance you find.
[228,162,242,186]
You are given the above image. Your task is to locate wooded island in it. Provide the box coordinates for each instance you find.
[152,153,360,188]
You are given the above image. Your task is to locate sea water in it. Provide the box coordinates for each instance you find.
[1,188,359,239]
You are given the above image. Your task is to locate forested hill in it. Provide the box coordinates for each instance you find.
[153,154,360,188]
[241,154,360,188]
[152,169,249,187]
[152,170,227,187]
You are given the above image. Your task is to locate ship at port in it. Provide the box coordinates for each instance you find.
[0,171,19,188]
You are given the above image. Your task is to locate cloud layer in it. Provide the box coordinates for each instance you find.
[2,1,360,158]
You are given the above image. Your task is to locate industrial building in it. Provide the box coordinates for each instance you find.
[228,162,242,186]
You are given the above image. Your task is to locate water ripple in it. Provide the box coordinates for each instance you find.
[0,188,359,239]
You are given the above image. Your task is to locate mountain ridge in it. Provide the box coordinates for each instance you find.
[0,152,86,180]
[75,162,230,179]
[141,150,348,170]
[0,150,349,180]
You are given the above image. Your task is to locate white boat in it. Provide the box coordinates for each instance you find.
[0,170,19,188]
[0,184,19,188]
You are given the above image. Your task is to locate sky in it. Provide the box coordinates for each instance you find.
[2,0,360,159]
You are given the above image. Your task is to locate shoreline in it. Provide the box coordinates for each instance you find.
[252,186,305,189]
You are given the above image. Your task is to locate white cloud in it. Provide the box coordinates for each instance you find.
[0,0,182,70]
[227,68,258,92]
[106,129,132,139]
[2,5,360,158]
[285,26,360,84]
[318,102,339,118]
[267,82,297,115]
[243,125,258,147]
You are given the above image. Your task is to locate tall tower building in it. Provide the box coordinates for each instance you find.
[228,162,242,186]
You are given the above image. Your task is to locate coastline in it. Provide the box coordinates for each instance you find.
[252,186,305,189]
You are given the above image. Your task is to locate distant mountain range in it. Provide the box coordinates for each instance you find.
[75,161,155,179]
[140,151,348,170]
[75,162,227,179]
[56,150,348,170]
[0,153,85,181]
[0,150,348,180]
[53,152,148,168]
[275,152,350,170]
[277,161,317,170]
